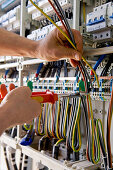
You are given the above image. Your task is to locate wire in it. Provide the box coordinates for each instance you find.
[94,55,106,72]
[36,63,43,78]
[55,138,65,146]
[48,0,70,38]
[63,97,69,137]
[29,0,99,88]
[52,0,76,46]
[72,97,81,152]
[107,83,113,169]
[56,99,61,139]
[49,0,93,89]
[83,2,86,24]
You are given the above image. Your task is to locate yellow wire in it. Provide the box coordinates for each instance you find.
[63,97,69,137]
[88,94,100,164]
[72,98,81,152]
[29,0,99,88]
[56,99,61,139]
[38,108,42,135]
[45,103,48,135]
[56,138,65,146]
[24,124,32,131]
[97,119,107,153]
[83,2,86,24]
[48,104,53,136]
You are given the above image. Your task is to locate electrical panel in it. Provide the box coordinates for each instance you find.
[1,0,113,170]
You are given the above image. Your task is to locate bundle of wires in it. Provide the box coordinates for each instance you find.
[66,96,81,152]
[79,61,107,168]
[35,95,81,154]
[29,0,99,88]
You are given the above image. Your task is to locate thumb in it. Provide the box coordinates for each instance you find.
[57,46,82,61]
[28,99,41,120]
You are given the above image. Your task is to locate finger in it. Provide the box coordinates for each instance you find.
[57,27,83,54]
[0,84,8,98]
[27,99,41,120]
[55,46,82,60]
[9,83,15,91]
[10,86,32,98]
[69,59,79,67]
[56,26,68,42]
[22,86,32,97]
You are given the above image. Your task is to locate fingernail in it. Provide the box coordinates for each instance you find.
[75,53,82,61]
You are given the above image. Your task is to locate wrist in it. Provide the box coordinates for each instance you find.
[31,40,42,59]
[26,40,39,58]
[25,39,42,59]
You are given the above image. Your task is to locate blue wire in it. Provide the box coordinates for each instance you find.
[5,69,10,76]
[93,55,106,71]
[36,63,43,74]
[36,63,44,80]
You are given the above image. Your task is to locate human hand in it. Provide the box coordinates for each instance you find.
[0,84,41,129]
[35,27,83,65]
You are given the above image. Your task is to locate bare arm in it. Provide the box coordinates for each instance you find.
[0,28,38,58]
[0,28,83,61]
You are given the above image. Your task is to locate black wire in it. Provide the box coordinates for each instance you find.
[51,61,57,77]
[100,54,113,77]
[26,0,29,6]
[53,0,76,47]
[81,96,92,162]
[107,108,112,169]
[56,61,64,77]
[41,63,50,78]
[69,98,79,149]
[64,60,68,77]
[66,97,80,150]
[74,66,79,77]
[97,121,107,170]
[46,62,53,77]
[60,97,66,138]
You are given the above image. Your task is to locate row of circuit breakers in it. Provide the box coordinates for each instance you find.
[0,0,72,32]
[86,2,113,42]
[1,0,113,43]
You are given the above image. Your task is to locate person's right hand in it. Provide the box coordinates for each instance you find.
[34,27,83,66]
[0,84,41,129]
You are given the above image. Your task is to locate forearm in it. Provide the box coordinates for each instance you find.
[0,28,38,58]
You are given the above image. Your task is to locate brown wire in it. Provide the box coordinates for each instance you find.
[107,84,113,168]
[48,0,70,39]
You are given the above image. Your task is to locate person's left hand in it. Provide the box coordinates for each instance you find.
[0,84,41,129]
